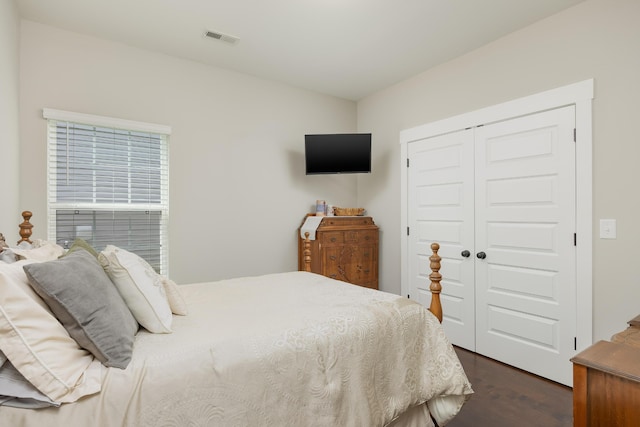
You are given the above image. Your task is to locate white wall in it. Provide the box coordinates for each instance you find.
[19,20,358,283]
[0,0,20,240]
[17,0,640,341]
[357,0,640,341]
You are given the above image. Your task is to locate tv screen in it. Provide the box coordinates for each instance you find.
[305,133,371,175]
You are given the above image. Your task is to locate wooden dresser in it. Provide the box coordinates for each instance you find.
[298,216,379,290]
[572,315,640,426]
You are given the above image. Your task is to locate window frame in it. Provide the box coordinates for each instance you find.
[43,108,171,274]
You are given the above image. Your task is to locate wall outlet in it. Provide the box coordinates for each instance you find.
[599,219,616,239]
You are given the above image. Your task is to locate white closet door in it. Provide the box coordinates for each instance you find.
[408,129,476,350]
[474,106,576,386]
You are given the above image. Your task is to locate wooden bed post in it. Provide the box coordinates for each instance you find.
[303,232,312,272]
[429,243,443,323]
[18,211,33,244]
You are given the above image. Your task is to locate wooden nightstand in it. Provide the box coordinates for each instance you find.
[572,315,640,426]
[298,216,379,290]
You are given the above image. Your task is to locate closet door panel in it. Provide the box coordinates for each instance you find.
[408,129,475,350]
[474,106,576,386]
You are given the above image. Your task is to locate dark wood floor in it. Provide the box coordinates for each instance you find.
[448,346,573,427]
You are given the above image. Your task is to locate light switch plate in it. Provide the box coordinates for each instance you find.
[599,219,616,239]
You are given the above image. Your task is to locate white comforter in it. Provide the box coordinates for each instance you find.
[1,271,472,427]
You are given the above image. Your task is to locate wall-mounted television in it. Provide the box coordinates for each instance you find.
[305,133,372,175]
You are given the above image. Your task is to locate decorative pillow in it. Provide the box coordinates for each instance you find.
[1,259,52,314]
[0,260,102,403]
[161,276,188,316]
[23,249,139,369]
[62,238,99,259]
[99,245,173,333]
[12,240,65,262]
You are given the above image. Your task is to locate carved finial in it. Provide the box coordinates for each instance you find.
[303,232,312,272]
[18,211,33,244]
[429,242,443,323]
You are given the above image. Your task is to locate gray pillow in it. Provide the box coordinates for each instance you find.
[23,249,139,369]
[61,238,100,259]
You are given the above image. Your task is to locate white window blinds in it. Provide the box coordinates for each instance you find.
[44,109,170,274]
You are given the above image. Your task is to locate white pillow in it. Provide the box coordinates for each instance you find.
[11,240,65,261]
[99,246,173,333]
[0,261,102,403]
[161,277,188,316]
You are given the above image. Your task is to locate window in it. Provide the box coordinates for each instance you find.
[44,109,170,273]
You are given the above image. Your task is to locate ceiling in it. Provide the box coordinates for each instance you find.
[17,0,585,101]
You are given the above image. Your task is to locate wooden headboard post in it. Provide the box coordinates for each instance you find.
[18,211,34,244]
[429,243,443,323]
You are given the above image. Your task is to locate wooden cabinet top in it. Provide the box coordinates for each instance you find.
[571,340,640,383]
[300,215,377,230]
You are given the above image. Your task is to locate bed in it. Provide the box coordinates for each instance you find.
[0,211,472,427]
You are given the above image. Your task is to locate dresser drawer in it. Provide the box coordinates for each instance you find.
[344,230,377,243]
[322,230,378,245]
[322,232,344,244]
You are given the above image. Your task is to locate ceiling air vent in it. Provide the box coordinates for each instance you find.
[204,30,240,45]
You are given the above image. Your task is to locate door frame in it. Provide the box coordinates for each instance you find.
[400,79,594,352]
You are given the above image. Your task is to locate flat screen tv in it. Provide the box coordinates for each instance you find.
[305,133,371,175]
